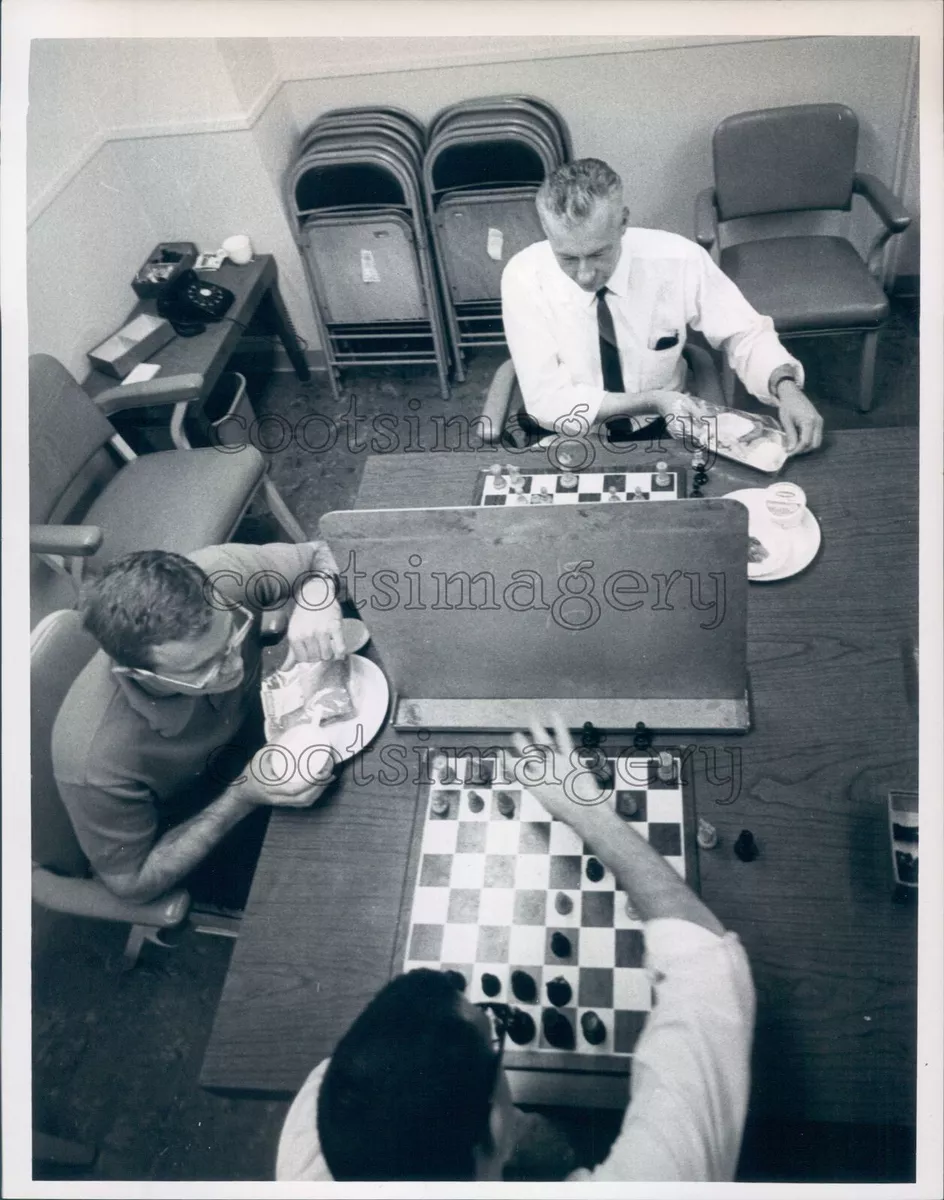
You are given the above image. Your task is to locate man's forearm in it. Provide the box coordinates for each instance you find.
[576,807,723,935]
[103,788,256,903]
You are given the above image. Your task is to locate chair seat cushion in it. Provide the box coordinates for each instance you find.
[719,236,889,332]
[83,446,266,568]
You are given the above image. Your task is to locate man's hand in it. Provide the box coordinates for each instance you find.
[285,590,345,664]
[510,714,611,844]
[236,743,336,809]
[776,382,824,454]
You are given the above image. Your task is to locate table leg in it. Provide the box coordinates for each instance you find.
[263,285,311,382]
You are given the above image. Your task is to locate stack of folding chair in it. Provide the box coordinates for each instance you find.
[287,106,451,400]
[424,96,572,381]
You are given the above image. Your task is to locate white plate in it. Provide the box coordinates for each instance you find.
[724,488,822,582]
[265,654,390,763]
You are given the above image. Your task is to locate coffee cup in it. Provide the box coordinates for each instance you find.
[765,482,806,528]
[222,234,253,265]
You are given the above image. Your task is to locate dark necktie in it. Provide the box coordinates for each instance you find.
[596,287,624,393]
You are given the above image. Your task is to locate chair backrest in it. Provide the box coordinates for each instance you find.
[29,354,117,524]
[713,103,859,222]
[31,609,100,876]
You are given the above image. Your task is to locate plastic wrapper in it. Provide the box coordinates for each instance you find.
[682,402,789,474]
[261,656,356,739]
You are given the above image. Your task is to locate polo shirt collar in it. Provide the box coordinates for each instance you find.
[113,666,205,737]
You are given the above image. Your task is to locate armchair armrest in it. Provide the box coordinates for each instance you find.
[480,358,517,446]
[32,864,190,928]
[94,372,205,417]
[695,187,719,250]
[30,524,103,556]
[854,173,912,233]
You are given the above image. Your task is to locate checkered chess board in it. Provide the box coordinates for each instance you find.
[476,468,686,506]
[399,750,694,1082]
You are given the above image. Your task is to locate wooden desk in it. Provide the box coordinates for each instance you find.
[85,255,309,438]
[201,428,918,1128]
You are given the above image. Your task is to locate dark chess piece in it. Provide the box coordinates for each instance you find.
[550,931,572,958]
[733,829,759,862]
[511,970,537,1004]
[507,1009,536,1045]
[481,972,501,997]
[541,1008,576,1050]
[581,721,601,748]
[633,721,653,753]
[580,1011,606,1045]
[585,857,605,883]
[545,976,573,1007]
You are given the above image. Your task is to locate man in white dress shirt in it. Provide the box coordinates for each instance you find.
[276,716,755,1183]
[501,158,823,453]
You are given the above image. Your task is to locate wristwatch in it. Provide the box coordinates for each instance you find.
[768,365,800,401]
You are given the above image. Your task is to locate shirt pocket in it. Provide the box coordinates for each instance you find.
[639,333,685,391]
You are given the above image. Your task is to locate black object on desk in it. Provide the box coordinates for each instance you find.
[85,255,310,454]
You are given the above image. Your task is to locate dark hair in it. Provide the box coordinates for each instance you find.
[317,969,499,1181]
[80,550,213,669]
[537,157,623,226]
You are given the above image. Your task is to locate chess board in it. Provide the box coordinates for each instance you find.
[396,747,697,1104]
[475,467,687,506]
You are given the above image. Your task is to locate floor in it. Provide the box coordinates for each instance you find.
[32,298,920,1182]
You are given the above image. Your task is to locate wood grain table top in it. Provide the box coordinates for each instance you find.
[201,427,919,1128]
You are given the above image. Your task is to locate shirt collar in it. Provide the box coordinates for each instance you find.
[571,236,631,307]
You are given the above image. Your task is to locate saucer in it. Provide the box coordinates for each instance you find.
[724,488,822,581]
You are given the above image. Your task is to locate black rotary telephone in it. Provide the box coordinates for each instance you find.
[157,269,235,337]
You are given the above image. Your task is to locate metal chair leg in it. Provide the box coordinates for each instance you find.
[857,328,880,412]
[263,477,307,543]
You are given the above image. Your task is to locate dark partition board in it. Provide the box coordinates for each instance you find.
[391,741,700,1108]
[320,499,748,727]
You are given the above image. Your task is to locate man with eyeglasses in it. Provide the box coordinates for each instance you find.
[276,717,755,1183]
[501,158,823,453]
[52,539,346,908]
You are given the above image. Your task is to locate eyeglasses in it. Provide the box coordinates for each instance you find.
[118,605,254,691]
[476,1002,511,1059]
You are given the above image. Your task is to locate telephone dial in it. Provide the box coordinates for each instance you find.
[156,269,235,337]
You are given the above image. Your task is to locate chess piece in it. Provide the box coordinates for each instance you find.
[430,792,450,817]
[655,461,671,487]
[496,791,516,818]
[481,973,501,997]
[511,970,537,1003]
[581,721,601,748]
[656,751,675,783]
[734,829,759,862]
[550,931,572,958]
[585,857,605,883]
[554,891,574,916]
[489,463,507,491]
[560,470,579,489]
[542,1008,575,1050]
[507,1009,536,1045]
[696,818,718,850]
[633,485,646,500]
[633,722,653,753]
[546,976,572,1007]
[467,790,485,814]
[607,486,621,501]
[580,1011,606,1045]
[616,791,638,818]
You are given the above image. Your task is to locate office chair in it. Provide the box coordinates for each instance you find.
[31,609,191,969]
[479,343,726,449]
[695,104,911,412]
[29,353,306,624]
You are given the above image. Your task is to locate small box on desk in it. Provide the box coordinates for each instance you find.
[87,314,175,379]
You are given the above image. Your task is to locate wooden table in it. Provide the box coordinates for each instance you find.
[201,428,918,1128]
[85,255,309,447]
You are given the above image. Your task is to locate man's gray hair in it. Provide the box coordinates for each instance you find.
[536,158,623,226]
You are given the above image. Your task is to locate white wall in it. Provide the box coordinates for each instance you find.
[27,35,919,383]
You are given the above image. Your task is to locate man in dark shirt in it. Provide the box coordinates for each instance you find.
[52,540,344,905]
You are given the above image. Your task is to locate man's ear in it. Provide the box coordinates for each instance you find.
[620,205,630,231]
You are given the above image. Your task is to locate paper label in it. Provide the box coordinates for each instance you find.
[360,249,381,283]
[486,227,504,261]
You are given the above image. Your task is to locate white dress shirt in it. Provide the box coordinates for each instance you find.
[275,917,755,1183]
[501,227,804,431]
